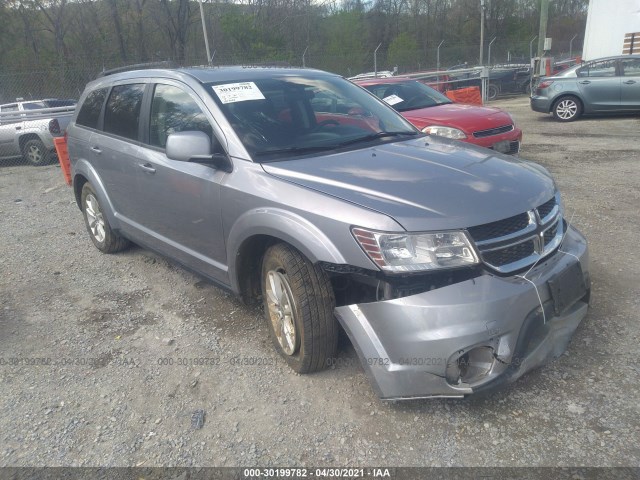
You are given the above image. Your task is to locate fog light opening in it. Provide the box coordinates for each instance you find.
[447,347,496,385]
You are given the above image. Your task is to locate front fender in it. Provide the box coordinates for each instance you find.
[226,208,348,292]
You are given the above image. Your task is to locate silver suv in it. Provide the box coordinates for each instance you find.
[67,67,590,400]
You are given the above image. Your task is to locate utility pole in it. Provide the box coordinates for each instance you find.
[198,0,212,65]
[479,0,486,65]
[536,0,549,59]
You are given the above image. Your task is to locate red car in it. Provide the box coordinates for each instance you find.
[353,77,522,154]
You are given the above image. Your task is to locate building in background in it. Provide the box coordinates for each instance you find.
[582,0,640,60]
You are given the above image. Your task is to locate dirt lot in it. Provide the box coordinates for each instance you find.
[1,98,639,467]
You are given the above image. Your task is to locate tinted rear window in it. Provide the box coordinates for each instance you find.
[76,89,107,129]
[103,84,145,140]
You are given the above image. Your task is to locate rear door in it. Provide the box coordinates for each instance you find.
[620,57,640,109]
[131,81,228,283]
[96,83,147,225]
[575,59,621,111]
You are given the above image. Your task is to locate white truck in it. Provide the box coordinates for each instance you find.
[0,98,76,166]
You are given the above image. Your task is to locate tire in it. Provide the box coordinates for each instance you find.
[22,139,51,166]
[552,96,582,122]
[261,243,338,373]
[486,83,499,100]
[80,183,130,253]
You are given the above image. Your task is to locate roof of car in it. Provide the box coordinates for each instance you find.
[352,76,416,86]
[97,66,337,84]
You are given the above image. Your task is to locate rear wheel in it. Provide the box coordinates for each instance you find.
[81,183,130,253]
[552,96,582,122]
[22,139,50,166]
[261,243,338,373]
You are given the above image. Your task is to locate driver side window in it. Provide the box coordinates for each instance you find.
[149,84,218,152]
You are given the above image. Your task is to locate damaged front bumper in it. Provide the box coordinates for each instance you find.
[334,225,590,400]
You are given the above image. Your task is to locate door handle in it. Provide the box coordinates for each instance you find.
[90,146,102,154]
[624,80,636,85]
[15,126,21,131]
[138,163,156,174]
[578,80,591,84]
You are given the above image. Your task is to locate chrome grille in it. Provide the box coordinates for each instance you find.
[467,194,563,273]
[472,124,514,138]
[483,240,535,267]
[467,213,529,242]
[537,197,556,220]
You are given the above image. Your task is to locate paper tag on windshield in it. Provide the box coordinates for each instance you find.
[212,82,265,104]
[382,94,403,106]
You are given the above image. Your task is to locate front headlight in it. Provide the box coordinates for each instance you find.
[352,227,479,272]
[422,125,467,139]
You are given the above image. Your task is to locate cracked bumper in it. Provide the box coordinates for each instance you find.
[334,225,590,400]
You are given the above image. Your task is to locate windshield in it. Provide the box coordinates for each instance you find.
[362,80,452,112]
[206,75,419,161]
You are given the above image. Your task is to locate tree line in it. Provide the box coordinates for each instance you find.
[0,0,588,77]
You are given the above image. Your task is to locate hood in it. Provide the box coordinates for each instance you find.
[402,103,512,133]
[261,137,555,232]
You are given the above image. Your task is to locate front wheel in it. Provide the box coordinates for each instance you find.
[261,243,338,373]
[81,183,130,253]
[22,139,51,166]
[486,83,499,100]
[553,96,582,122]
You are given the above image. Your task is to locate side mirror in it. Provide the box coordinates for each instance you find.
[166,131,232,172]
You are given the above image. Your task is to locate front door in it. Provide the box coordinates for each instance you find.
[132,82,228,283]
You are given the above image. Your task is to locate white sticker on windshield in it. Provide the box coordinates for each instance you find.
[382,94,404,106]
[212,82,266,104]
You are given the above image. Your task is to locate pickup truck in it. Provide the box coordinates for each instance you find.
[0,99,76,166]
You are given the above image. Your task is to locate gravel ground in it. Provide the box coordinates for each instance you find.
[0,98,639,467]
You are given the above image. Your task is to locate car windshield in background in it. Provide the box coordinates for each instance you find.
[206,75,419,160]
[21,102,48,110]
[363,80,452,112]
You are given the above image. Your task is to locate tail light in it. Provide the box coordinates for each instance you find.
[48,118,61,136]
[537,80,554,90]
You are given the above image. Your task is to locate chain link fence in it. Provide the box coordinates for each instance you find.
[0,41,581,168]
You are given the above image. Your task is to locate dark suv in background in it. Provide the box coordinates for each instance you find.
[66,66,590,400]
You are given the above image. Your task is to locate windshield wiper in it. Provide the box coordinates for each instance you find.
[254,131,419,158]
[254,145,337,157]
[337,131,419,147]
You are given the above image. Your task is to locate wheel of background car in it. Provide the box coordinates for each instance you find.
[552,96,582,122]
[22,139,50,166]
[81,183,130,254]
[261,243,338,373]
[486,84,499,101]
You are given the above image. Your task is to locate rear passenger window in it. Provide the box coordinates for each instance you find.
[149,84,213,149]
[76,88,107,129]
[103,84,145,140]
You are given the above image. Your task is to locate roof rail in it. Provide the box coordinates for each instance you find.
[97,61,179,78]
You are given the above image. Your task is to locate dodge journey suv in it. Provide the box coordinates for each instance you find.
[67,66,590,400]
